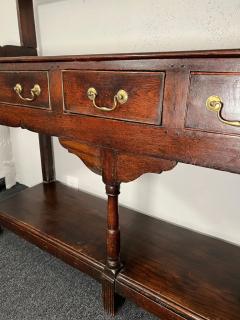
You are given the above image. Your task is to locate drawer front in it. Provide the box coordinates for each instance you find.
[63,71,165,125]
[185,72,240,135]
[0,71,50,109]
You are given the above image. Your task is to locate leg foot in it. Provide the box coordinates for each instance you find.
[102,269,125,316]
[0,225,3,234]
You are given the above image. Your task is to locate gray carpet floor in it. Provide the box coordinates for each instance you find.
[0,187,158,320]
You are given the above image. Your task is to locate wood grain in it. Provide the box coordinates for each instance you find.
[63,70,164,125]
[0,182,239,320]
[117,209,240,320]
[1,48,240,319]
[186,72,240,135]
[0,45,37,57]
[0,182,106,279]
[16,0,37,49]
[59,139,177,183]
[38,134,55,182]
[15,0,56,185]
[0,56,240,174]
[2,48,240,63]
[0,71,50,109]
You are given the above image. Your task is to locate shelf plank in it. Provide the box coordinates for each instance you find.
[0,45,37,57]
[0,181,239,320]
[0,182,106,280]
[117,211,240,320]
[1,48,240,63]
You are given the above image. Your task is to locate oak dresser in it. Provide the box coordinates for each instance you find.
[0,1,240,319]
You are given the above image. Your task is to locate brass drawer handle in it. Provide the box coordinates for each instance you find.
[87,87,128,112]
[14,83,41,102]
[206,95,240,127]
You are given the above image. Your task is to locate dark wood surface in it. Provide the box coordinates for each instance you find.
[102,183,122,315]
[15,0,56,186]
[59,139,177,183]
[0,71,50,109]
[0,182,239,320]
[16,0,37,49]
[0,182,106,279]
[63,70,164,124]
[38,134,55,183]
[117,215,240,320]
[186,72,240,135]
[1,56,240,174]
[5,2,239,319]
[0,45,37,57]
[2,48,240,62]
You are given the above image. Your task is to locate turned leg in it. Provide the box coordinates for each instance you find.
[105,185,120,270]
[102,184,124,315]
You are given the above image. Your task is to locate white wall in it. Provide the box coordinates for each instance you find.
[0,0,18,189]
[1,0,240,244]
[0,126,16,189]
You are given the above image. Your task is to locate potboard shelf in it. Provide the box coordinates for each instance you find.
[0,181,239,320]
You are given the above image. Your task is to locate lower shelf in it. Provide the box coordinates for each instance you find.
[0,182,106,280]
[0,181,239,320]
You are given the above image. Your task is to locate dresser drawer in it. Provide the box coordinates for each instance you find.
[62,71,165,125]
[185,72,240,135]
[0,71,50,109]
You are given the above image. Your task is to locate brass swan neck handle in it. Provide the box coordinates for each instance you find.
[14,83,41,102]
[206,95,240,127]
[87,87,128,112]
